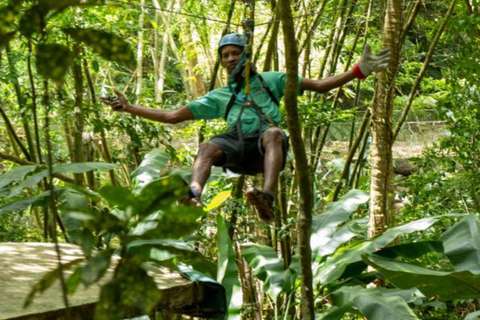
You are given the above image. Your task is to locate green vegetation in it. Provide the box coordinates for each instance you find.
[0,0,479,319]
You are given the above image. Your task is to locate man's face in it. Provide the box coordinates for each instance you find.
[220,45,243,75]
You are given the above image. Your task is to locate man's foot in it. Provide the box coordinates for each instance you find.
[245,188,275,222]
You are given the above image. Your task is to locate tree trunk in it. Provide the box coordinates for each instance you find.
[279,0,314,318]
[135,0,145,102]
[368,0,403,238]
[72,47,85,186]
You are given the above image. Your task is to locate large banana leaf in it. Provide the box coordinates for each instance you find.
[442,214,480,273]
[216,214,242,320]
[316,215,462,285]
[311,189,369,258]
[318,286,419,320]
[241,243,298,301]
[363,254,480,300]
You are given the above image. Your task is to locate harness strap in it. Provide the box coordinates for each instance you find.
[224,73,279,121]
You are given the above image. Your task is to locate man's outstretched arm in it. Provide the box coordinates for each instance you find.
[300,44,391,94]
[100,89,194,124]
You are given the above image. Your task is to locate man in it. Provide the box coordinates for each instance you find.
[102,33,390,221]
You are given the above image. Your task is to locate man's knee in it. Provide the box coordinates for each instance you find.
[197,142,225,163]
[262,128,284,147]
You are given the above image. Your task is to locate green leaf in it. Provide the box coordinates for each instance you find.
[363,254,480,300]
[63,28,135,68]
[82,250,113,286]
[131,206,203,239]
[131,149,170,193]
[24,258,85,308]
[241,243,297,301]
[311,189,369,258]
[329,286,419,320]
[0,5,18,34]
[95,260,161,319]
[317,215,462,285]
[204,190,231,211]
[36,43,74,82]
[0,190,52,215]
[66,267,83,295]
[442,214,480,273]
[99,185,138,212]
[54,162,117,174]
[465,310,480,320]
[216,214,242,320]
[127,239,196,259]
[136,176,189,217]
[375,241,444,260]
[0,165,39,188]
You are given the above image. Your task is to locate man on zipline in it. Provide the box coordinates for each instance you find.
[102,33,390,222]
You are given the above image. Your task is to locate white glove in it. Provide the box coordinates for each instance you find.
[352,44,391,79]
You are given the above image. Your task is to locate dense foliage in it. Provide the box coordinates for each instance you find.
[0,0,479,319]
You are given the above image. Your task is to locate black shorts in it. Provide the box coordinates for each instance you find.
[209,128,289,175]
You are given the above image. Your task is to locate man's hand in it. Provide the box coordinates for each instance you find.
[100,89,130,111]
[352,44,391,79]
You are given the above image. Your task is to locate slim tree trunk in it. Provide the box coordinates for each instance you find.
[368,0,402,238]
[135,0,145,101]
[279,0,314,318]
[6,44,34,162]
[72,47,85,186]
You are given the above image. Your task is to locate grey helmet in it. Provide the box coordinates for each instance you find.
[218,33,245,55]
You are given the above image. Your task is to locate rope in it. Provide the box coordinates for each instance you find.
[107,0,433,29]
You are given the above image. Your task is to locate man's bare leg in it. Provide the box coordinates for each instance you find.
[189,142,225,205]
[245,128,284,221]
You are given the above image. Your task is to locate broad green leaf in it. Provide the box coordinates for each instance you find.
[316,304,352,320]
[63,28,135,68]
[127,239,196,257]
[136,176,189,217]
[0,191,51,215]
[54,162,117,174]
[375,241,444,260]
[241,243,297,301]
[317,215,462,285]
[131,206,203,239]
[82,250,113,286]
[442,214,480,273]
[99,185,138,212]
[329,286,419,320]
[0,164,38,188]
[7,169,49,198]
[131,149,170,193]
[24,258,85,308]
[216,214,242,320]
[311,189,369,258]
[465,310,480,319]
[36,43,74,82]
[204,190,232,211]
[363,254,480,300]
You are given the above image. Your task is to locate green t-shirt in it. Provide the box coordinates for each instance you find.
[187,71,303,134]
